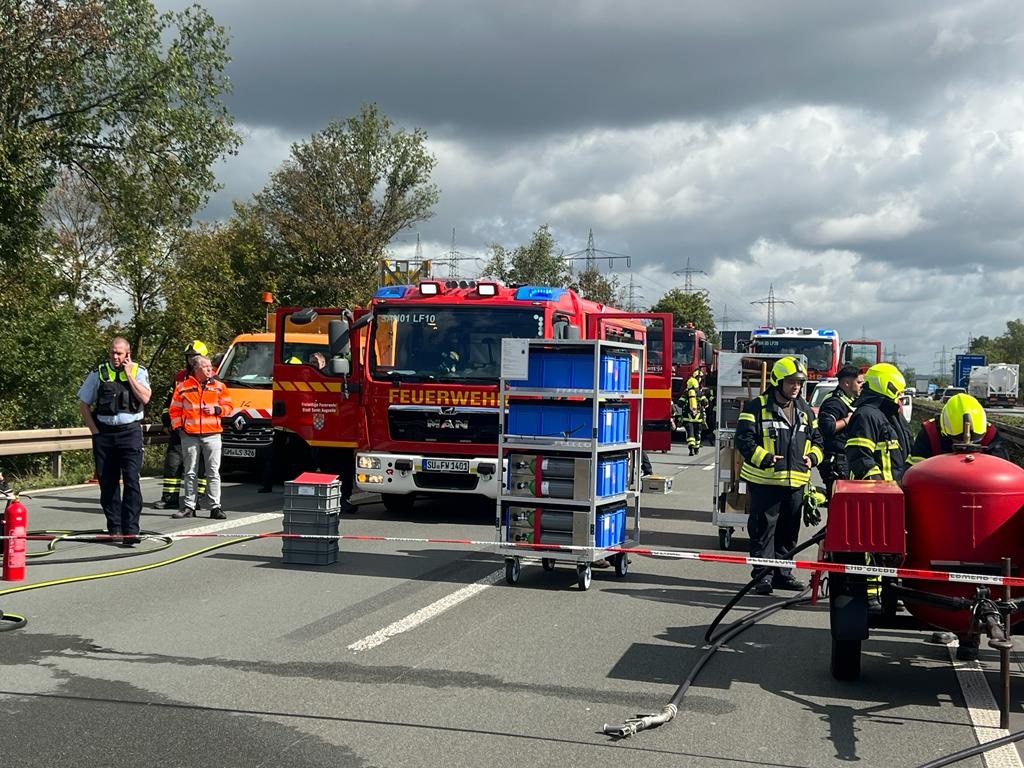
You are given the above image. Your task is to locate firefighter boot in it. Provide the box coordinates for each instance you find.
[154,494,179,510]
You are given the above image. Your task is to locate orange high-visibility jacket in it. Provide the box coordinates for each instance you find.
[169,375,232,435]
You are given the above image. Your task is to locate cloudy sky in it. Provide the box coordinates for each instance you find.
[158,0,1024,378]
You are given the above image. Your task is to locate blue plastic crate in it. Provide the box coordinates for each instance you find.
[596,506,626,548]
[600,353,631,392]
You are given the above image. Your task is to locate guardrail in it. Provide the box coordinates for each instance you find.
[0,425,167,477]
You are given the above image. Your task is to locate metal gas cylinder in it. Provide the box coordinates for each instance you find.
[902,452,1024,632]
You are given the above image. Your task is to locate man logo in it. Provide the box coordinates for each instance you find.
[313,413,325,430]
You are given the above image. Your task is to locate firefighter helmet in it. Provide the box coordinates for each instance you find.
[863,363,905,402]
[768,356,807,387]
[184,340,209,358]
[940,393,987,438]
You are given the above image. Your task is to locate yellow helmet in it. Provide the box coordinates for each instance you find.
[185,340,209,358]
[769,356,807,387]
[940,393,987,438]
[863,362,905,402]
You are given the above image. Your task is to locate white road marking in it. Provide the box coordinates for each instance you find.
[170,512,282,536]
[702,464,714,471]
[348,569,505,652]
[947,641,1023,768]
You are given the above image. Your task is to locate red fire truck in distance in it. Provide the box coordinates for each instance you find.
[747,326,882,397]
[271,280,673,514]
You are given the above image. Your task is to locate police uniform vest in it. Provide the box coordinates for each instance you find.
[94,362,143,417]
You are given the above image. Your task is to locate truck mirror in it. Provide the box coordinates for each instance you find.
[328,318,351,358]
[565,325,581,340]
[330,357,351,376]
[553,319,568,339]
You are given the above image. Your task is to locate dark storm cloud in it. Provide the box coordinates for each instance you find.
[164,0,1021,139]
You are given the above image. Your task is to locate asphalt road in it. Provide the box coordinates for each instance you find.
[2,443,1023,767]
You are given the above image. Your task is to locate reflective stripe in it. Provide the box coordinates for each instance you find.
[738,412,756,423]
[751,446,771,466]
[740,463,811,487]
[847,437,875,450]
[807,445,824,464]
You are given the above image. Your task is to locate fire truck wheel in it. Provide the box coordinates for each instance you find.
[381,493,415,515]
[830,638,862,681]
[505,557,520,584]
[541,558,556,572]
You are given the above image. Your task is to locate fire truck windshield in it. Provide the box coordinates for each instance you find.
[672,329,696,365]
[219,341,328,387]
[370,307,544,382]
[751,337,833,371]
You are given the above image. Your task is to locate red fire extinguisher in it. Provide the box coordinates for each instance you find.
[3,496,27,582]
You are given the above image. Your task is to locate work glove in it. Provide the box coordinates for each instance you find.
[802,486,827,527]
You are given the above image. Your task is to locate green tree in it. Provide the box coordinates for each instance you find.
[0,1,239,276]
[649,288,718,344]
[480,225,572,287]
[255,104,439,308]
[572,262,624,307]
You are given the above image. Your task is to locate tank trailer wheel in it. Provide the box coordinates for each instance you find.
[718,526,734,550]
[541,558,556,572]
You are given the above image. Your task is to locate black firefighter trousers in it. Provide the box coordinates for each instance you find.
[747,483,804,581]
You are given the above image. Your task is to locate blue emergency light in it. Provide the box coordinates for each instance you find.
[374,286,411,299]
[514,286,565,302]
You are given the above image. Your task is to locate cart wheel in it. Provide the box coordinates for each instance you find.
[830,638,862,681]
[614,553,629,577]
[505,557,521,585]
[718,526,734,550]
[577,563,592,591]
[541,558,556,572]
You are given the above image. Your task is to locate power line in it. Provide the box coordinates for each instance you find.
[749,283,794,327]
[564,229,632,271]
[625,275,644,311]
[673,257,708,295]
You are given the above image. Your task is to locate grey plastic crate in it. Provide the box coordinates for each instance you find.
[284,509,340,527]
[285,479,341,497]
[283,518,339,539]
[282,537,339,566]
[283,491,341,512]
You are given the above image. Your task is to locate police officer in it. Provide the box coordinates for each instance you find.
[736,356,824,595]
[908,392,1010,465]
[78,336,152,546]
[817,365,863,498]
[155,341,209,509]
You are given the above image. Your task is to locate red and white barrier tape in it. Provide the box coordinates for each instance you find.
[7,531,1024,588]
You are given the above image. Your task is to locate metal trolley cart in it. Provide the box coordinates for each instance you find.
[712,351,802,550]
[497,339,644,590]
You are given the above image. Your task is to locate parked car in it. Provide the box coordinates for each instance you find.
[940,386,966,404]
[932,387,947,401]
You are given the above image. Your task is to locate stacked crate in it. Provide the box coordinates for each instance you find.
[282,472,340,565]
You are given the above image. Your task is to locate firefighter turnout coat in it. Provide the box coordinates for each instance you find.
[845,390,912,482]
[736,392,824,487]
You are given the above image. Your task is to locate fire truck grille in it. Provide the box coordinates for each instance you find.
[388,407,499,444]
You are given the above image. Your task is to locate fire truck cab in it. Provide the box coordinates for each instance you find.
[271,280,671,514]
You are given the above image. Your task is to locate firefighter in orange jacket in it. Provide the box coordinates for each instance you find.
[169,355,232,520]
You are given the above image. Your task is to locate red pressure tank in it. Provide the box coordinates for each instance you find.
[2,497,27,581]
[902,452,1024,633]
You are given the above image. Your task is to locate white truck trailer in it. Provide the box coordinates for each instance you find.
[968,363,1019,407]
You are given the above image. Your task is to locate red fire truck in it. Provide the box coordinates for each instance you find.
[271,280,673,514]
[747,327,882,397]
